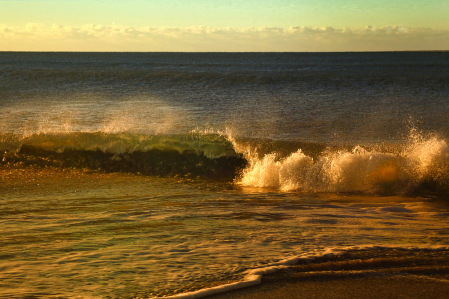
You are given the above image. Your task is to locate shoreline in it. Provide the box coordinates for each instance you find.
[156,246,449,299]
[205,273,449,299]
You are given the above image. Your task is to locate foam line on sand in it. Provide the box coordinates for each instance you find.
[153,245,449,299]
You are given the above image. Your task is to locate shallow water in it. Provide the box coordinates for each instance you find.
[2,167,449,298]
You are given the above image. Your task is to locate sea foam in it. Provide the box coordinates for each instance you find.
[234,132,449,194]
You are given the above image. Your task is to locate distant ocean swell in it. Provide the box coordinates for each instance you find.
[5,69,313,88]
[1,130,448,194]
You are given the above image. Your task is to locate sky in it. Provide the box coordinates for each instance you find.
[1,0,448,51]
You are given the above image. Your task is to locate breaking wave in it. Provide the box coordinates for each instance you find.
[232,132,449,195]
[1,129,449,194]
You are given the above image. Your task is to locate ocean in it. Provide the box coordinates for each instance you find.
[1,52,449,298]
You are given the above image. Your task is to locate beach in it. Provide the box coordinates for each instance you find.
[206,248,449,299]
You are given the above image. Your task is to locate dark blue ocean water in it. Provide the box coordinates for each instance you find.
[1,52,448,143]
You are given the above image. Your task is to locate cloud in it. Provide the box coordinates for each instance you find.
[1,23,448,51]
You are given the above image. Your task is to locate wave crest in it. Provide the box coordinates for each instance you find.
[235,135,449,194]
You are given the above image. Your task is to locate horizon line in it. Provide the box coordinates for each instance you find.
[1,50,448,53]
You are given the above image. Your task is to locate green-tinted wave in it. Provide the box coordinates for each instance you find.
[0,132,246,179]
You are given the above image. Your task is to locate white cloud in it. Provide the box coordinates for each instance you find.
[0,23,448,51]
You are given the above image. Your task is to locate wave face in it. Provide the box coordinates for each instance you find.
[0,132,247,179]
[232,133,449,195]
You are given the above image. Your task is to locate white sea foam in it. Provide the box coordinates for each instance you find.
[233,131,449,194]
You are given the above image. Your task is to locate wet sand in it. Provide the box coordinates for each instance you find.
[205,249,449,299]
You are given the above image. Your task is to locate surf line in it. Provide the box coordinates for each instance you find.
[154,265,283,299]
[154,245,449,299]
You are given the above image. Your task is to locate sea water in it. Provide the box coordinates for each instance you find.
[1,52,449,298]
